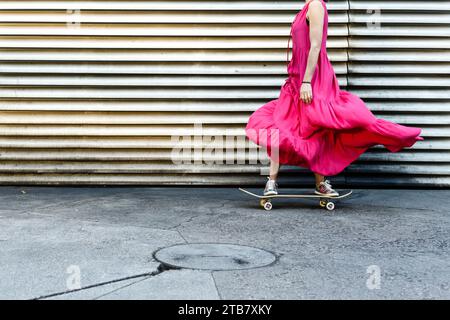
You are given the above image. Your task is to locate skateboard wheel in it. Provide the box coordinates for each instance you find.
[260,199,267,207]
[263,201,273,211]
[326,202,335,211]
[319,200,327,207]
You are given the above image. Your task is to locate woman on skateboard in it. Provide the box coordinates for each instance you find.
[245,0,423,196]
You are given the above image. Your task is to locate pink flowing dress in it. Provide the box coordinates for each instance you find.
[245,0,423,176]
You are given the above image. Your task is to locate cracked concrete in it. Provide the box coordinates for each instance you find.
[0,186,449,299]
[33,263,170,300]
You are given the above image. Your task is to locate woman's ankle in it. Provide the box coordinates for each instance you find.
[315,179,325,189]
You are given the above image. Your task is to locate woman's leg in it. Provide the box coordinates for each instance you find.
[264,159,280,195]
[314,173,325,188]
[269,160,280,181]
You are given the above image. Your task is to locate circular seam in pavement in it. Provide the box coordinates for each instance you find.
[153,243,278,271]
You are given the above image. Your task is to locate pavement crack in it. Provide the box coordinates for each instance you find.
[176,229,189,243]
[31,263,172,300]
[170,202,229,230]
[168,213,204,230]
[92,276,152,300]
[168,201,228,230]
[211,271,223,300]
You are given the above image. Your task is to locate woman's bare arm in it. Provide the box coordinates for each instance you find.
[300,1,325,104]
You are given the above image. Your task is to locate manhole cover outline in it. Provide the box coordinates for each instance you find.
[153,242,278,271]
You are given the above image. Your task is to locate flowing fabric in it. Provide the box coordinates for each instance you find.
[245,0,423,176]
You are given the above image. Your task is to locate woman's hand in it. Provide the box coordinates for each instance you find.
[300,82,313,104]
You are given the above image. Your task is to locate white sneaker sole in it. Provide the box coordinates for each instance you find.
[314,190,339,197]
[264,191,278,196]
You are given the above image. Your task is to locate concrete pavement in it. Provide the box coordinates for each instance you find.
[0,186,449,299]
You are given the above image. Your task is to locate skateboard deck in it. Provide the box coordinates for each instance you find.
[238,188,352,211]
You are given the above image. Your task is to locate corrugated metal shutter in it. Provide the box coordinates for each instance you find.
[0,0,348,185]
[347,0,450,186]
[0,0,447,186]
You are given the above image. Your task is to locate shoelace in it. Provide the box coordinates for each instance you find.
[266,177,278,189]
[323,180,334,191]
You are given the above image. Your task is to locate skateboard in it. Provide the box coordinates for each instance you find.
[238,188,352,211]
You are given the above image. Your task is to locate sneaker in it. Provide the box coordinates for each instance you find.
[315,179,339,197]
[264,177,278,196]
